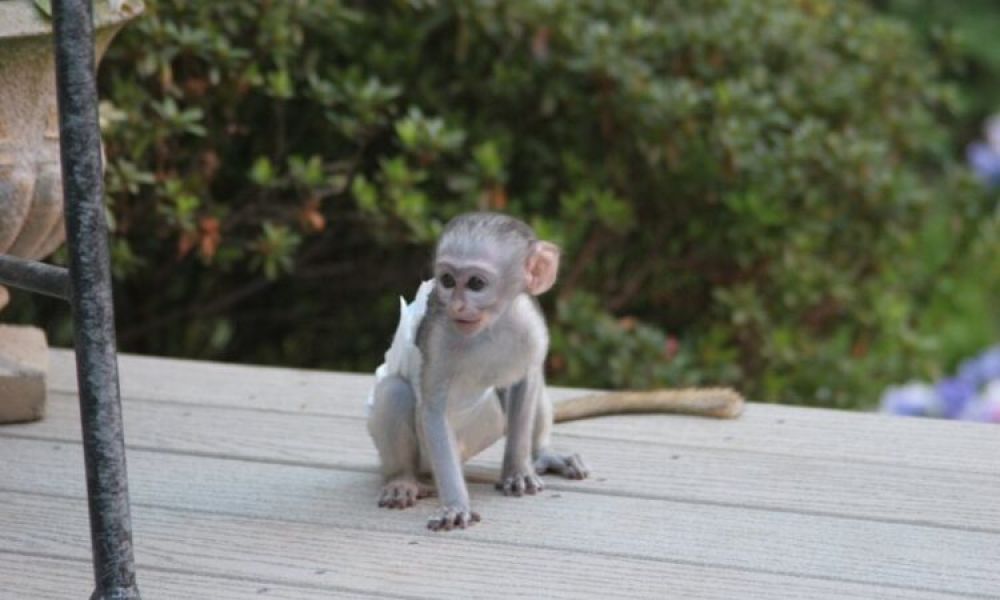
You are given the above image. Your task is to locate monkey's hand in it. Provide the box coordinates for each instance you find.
[427,505,481,531]
[496,466,544,497]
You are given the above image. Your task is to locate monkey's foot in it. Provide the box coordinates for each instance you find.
[534,450,590,480]
[427,506,481,531]
[377,477,435,509]
[495,470,544,497]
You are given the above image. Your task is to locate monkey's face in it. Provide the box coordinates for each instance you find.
[433,256,511,337]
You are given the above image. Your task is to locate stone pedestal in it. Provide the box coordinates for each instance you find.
[0,324,48,423]
[0,1,142,423]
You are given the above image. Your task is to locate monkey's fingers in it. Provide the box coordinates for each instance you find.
[427,507,480,531]
[377,488,410,509]
[378,479,426,509]
[496,472,544,497]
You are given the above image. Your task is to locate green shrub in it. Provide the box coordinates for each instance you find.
[9,0,997,408]
[872,0,1000,142]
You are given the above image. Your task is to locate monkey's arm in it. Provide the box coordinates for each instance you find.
[497,374,544,496]
[553,387,744,422]
[420,401,480,530]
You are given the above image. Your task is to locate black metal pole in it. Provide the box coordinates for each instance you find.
[50,1,141,598]
[0,255,70,300]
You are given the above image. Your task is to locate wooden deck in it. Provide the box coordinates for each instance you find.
[2,349,999,599]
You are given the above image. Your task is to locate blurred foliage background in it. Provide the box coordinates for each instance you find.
[874,0,1000,145]
[7,0,999,409]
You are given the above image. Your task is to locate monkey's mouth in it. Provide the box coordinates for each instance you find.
[452,317,483,334]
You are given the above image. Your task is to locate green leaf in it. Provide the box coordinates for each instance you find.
[351,176,378,213]
[472,142,503,180]
[250,157,275,186]
[266,70,295,99]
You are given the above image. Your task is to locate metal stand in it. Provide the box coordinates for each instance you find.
[0,0,141,598]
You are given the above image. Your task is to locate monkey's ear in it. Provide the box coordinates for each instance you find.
[525,241,560,295]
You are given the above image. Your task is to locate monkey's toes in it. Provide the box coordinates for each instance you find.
[564,453,590,480]
[377,479,432,509]
[534,451,590,480]
[377,485,414,509]
[495,472,544,497]
[427,507,480,531]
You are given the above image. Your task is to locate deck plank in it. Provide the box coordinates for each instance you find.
[7,390,1000,532]
[0,488,985,600]
[47,349,1000,475]
[0,349,995,598]
[0,552,385,600]
[2,437,998,597]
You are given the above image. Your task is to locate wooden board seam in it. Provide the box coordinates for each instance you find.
[0,548,423,600]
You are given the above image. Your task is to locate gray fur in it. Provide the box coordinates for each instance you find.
[439,212,537,253]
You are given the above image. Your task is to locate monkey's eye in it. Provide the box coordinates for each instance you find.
[467,276,486,292]
[439,273,456,289]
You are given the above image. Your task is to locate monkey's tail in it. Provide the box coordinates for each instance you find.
[553,387,745,422]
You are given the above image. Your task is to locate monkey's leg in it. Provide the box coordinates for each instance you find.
[420,400,481,531]
[531,391,590,480]
[453,389,507,463]
[496,375,545,496]
[368,375,435,509]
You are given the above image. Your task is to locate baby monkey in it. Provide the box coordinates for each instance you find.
[367,212,742,531]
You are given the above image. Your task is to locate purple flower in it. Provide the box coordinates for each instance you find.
[959,381,1000,423]
[967,115,1000,187]
[880,344,1000,423]
[957,345,1000,388]
[879,382,939,417]
[966,142,1000,187]
[935,376,977,418]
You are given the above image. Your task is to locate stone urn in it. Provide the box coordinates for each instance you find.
[0,0,142,423]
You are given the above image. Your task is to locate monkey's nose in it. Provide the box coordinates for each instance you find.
[449,305,479,322]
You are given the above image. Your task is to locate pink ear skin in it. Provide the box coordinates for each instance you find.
[525,241,560,296]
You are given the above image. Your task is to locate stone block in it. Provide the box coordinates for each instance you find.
[0,323,47,423]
